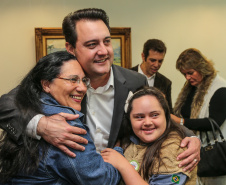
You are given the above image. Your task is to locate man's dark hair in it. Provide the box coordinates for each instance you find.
[62,8,110,48]
[143,39,167,60]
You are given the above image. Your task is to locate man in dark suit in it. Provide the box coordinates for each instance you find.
[131,39,173,112]
[0,9,200,170]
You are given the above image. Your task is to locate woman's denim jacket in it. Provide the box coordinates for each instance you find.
[8,93,122,185]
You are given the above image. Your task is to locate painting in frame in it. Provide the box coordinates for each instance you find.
[35,27,131,68]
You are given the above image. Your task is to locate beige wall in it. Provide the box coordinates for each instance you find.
[1,0,226,105]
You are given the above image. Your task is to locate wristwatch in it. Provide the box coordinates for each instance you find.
[180,118,184,125]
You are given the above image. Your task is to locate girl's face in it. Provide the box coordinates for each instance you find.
[130,95,166,144]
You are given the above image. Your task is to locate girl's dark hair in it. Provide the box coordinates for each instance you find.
[119,86,185,181]
[0,51,77,183]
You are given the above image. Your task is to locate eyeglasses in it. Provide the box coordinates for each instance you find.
[56,75,90,87]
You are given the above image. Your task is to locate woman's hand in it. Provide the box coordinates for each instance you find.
[170,114,181,124]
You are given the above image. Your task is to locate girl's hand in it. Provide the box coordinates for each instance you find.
[101,148,148,185]
[101,148,126,170]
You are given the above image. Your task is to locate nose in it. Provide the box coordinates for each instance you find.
[153,61,157,67]
[157,61,162,67]
[76,80,87,94]
[185,74,191,80]
[97,42,108,55]
[153,61,160,68]
[144,117,152,126]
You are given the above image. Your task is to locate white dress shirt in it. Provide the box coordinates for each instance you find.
[86,67,114,153]
[138,64,155,87]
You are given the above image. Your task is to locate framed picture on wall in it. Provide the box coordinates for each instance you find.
[35,27,131,68]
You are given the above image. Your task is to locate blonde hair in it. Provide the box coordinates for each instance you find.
[176,48,216,78]
[174,48,217,118]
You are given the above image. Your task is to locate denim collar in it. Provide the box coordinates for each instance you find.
[130,134,140,145]
[130,134,153,146]
[40,92,84,119]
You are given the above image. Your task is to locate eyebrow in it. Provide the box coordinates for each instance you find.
[133,113,144,115]
[132,111,160,115]
[84,39,97,45]
[84,36,111,45]
[149,58,163,61]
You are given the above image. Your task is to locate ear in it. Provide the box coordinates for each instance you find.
[41,80,51,93]
[65,42,76,56]
[141,53,145,62]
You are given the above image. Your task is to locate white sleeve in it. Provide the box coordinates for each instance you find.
[26,114,44,140]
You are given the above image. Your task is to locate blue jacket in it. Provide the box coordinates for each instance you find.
[6,93,122,185]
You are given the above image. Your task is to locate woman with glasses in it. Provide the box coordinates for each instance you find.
[171,48,226,185]
[0,51,122,185]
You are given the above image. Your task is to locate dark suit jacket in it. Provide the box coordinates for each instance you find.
[131,64,173,113]
[0,65,148,147]
[0,87,36,144]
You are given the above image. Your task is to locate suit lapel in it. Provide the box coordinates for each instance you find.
[131,64,139,72]
[81,94,87,123]
[154,72,162,90]
[108,65,129,147]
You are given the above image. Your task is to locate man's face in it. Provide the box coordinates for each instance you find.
[142,50,165,77]
[71,20,114,79]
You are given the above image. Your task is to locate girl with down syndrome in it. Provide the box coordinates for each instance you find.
[101,87,197,185]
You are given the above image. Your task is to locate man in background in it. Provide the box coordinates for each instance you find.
[131,39,172,112]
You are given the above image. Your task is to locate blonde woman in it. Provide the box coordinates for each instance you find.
[171,48,226,185]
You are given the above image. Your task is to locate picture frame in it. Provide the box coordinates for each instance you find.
[35,27,131,68]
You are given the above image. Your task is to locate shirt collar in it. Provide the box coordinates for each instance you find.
[138,64,156,80]
[106,66,114,89]
[88,67,114,93]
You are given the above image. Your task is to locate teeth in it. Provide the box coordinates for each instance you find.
[96,59,106,63]
[70,95,82,100]
[143,128,154,131]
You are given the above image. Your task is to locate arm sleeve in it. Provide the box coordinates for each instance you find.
[184,88,226,131]
[149,173,187,185]
[0,87,37,144]
[26,114,43,139]
[149,134,196,184]
[179,125,195,136]
[45,125,122,185]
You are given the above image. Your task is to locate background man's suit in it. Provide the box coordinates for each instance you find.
[131,64,173,113]
[0,64,148,147]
